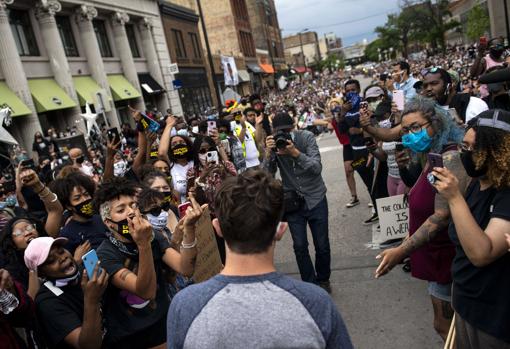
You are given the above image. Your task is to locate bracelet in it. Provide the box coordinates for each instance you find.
[50,193,58,203]
[39,188,52,199]
[36,185,46,194]
[180,238,197,249]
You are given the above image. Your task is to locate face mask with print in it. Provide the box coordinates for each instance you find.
[402,129,433,153]
[146,210,168,231]
[113,160,127,177]
[110,218,133,241]
[172,144,189,159]
[73,199,94,219]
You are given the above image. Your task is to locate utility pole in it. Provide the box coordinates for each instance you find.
[504,0,510,45]
[196,0,222,108]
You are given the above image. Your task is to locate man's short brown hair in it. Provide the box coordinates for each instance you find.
[215,170,283,254]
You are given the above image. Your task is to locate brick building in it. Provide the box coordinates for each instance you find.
[160,1,213,118]
[283,31,320,69]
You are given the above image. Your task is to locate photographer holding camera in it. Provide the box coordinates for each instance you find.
[263,112,331,293]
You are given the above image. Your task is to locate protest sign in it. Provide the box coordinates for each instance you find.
[192,207,223,283]
[373,194,409,244]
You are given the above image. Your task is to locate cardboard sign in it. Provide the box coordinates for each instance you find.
[373,194,409,243]
[192,207,223,283]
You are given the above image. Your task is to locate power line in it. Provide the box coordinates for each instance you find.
[281,9,398,32]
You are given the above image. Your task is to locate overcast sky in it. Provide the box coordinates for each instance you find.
[275,0,401,46]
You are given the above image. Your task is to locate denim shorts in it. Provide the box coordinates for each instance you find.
[427,281,452,302]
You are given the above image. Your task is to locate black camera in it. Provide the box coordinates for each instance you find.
[274,131,292,149]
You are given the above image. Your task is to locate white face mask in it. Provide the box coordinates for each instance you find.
[177,129,189,137]
[379,119,392,129]
[146,211,169,231]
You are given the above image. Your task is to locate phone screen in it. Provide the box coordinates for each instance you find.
[393,90,405,111]
[107,127,120,144]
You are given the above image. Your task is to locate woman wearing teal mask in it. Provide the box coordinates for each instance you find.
[375,96,467,341]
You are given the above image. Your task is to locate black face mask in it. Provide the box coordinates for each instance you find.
[75,155,85,164]
[490,48,505,59]
[172,144,189,159]
[73,199,94,219]
[162,191,174,208]
[110,218,133,241]
[460,150,487,178]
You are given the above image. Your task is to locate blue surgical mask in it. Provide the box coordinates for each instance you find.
[5,195,17,207]
[402,129,432,153]
[177,129,189,137]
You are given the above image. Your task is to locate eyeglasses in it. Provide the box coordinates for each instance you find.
[401,122,431,134]
[460,143,474,152]
[199,148,211,154]
[12,224,36,237]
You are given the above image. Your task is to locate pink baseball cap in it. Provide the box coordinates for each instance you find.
[24,237,68,271]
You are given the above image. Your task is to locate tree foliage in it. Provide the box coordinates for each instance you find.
[466,2,490,41]
[370,0,460,58]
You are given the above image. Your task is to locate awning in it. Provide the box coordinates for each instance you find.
[0,82,31,117]
[294,67,312,74]
[138,73,165,95]
[237,70,251,82]
[246,63,263,74]
[107,74,141,101]
[73,76,102,106]
[28,79,77,113]
[260,63,275,74]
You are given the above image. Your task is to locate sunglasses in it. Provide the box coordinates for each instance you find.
[142,201,171,216]
[199,148,211,154]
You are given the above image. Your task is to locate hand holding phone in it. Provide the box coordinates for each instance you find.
[206,151,219,165]
[207,121,216,136]
[107,127,121,144]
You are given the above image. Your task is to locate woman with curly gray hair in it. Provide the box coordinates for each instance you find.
[374,95,468,341]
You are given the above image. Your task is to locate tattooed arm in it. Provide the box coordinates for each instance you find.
[375,150,468,278]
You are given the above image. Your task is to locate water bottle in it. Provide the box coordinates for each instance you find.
[0,289,19,315]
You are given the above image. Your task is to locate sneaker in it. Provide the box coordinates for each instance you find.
[346,197,360,208]
[368,202,373,208]
[318,281,332,294]
[363,213,379,225]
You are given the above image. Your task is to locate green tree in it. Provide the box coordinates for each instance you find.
[466,2,490,41]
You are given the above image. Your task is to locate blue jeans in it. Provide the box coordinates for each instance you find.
[285,197,331,284]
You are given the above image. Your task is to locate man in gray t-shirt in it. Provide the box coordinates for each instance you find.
[167,170,352,349]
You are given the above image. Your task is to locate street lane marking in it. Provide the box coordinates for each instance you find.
[320,145,342,153]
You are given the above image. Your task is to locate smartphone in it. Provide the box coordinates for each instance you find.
[427,153,443,169]
[186,175,195,193]
[206,150,219,165]
[393,90,405,111]
[82,249,102,280]
[20,159,35,170]
[395,142,404,152]
[480,36,488,46]
[221,139,231,154]
[360,101,369,110]
[207,120,216,136]
[178,201,192,219]
[107,127,121,144]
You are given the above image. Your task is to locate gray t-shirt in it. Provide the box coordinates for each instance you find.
[167,272,353,349]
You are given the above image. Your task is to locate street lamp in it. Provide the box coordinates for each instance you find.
[298,28,309,68]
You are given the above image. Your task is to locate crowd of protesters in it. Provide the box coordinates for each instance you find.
[1,36,510,349]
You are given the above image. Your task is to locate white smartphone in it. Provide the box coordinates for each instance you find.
[393,90,405,111]
[206,150,219,165]
[207,121,216,136]
[221,139,230,154]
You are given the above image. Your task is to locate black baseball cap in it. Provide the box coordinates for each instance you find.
[272,112,294,131]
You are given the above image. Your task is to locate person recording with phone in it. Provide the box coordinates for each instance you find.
[470,36,507,98]
[392,61,418,101]
[263,112,331,293]
[432,110,510,348]
[374,96,467,341]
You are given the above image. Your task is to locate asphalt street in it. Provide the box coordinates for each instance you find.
[274,76,444,349]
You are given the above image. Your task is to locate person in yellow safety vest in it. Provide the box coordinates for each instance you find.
[232,108,263,169]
